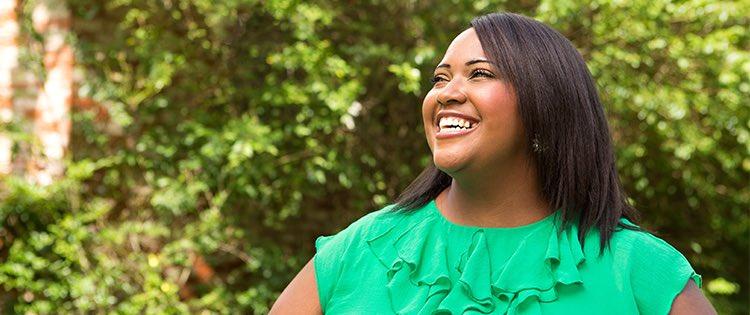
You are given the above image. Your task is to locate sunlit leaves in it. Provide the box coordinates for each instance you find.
[1,0,747,313]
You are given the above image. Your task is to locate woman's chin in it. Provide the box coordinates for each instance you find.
[433,153,470,175]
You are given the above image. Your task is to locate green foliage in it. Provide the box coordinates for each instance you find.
[0,0,747,313]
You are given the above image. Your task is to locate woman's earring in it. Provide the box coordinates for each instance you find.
[532,134,545,153]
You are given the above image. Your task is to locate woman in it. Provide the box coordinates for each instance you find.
[271,12,716,314]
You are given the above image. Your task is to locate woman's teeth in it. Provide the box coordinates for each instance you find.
[439,117,475,130]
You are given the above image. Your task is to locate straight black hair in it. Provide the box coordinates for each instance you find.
[393,12,639,252]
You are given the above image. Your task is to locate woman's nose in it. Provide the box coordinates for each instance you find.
[436,77,467,106]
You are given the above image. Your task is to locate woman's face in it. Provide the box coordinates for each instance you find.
[422,28,526,176]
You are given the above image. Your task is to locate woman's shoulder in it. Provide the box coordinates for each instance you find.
[607,219,694,264]
[312,203,419,310]
[602,219,702,315]
[315,204,411,251]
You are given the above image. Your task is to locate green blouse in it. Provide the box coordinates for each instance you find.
[314,199,701,314]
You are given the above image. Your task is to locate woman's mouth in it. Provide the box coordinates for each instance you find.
[436,116,479,140]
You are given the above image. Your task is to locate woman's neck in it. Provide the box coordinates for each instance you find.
[435,158,551,228]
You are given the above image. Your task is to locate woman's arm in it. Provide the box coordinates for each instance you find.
[669,279,717,315]
[269,258,322,314]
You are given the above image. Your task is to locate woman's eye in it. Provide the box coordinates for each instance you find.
[471,69,494,79]
[431,75,447,84]
[430,70,492,85]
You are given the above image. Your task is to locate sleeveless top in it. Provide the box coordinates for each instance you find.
[314,199,701,315]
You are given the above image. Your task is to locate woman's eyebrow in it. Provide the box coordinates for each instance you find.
[436,58,494,69]
[466,58,493,66]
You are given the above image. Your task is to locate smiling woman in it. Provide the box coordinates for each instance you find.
[270,12,716,315]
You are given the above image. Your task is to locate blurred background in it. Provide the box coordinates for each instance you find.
[0,0,747,313]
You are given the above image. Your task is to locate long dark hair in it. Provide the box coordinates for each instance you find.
[393,12,639,251]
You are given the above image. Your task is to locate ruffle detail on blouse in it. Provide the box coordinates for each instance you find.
[366,209,586,315]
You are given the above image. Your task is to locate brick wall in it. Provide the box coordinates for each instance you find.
[0,0,72,185]
[0,0,19,175]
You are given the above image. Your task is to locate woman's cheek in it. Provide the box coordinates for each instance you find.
[422,93,437,149]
